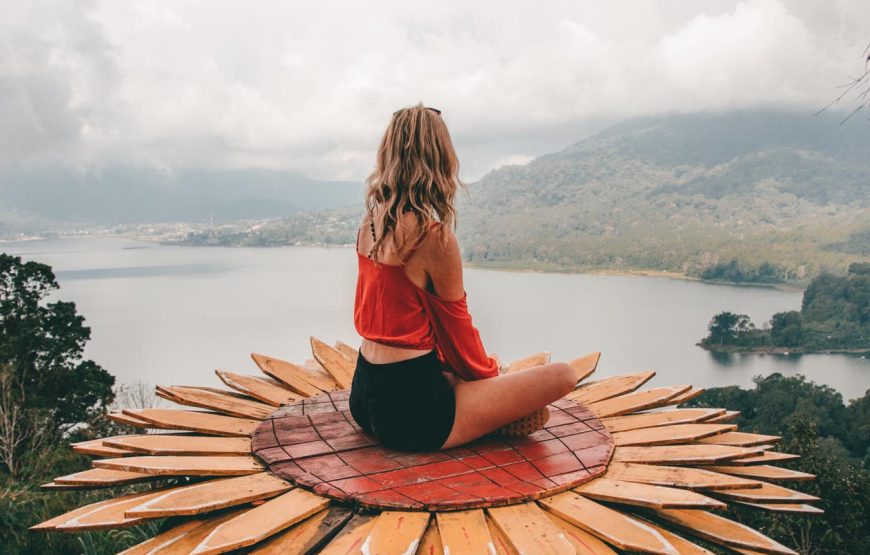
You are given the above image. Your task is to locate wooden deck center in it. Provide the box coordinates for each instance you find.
[251,390,613,511]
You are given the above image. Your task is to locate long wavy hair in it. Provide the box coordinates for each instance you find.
[363,102,466,263]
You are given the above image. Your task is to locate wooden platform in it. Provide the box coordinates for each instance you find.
[251,391,613,511]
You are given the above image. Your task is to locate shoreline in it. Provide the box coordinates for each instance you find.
[697,342,870,356]
[9,232,806,290]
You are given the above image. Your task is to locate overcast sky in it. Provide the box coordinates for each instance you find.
[3,0,868,182]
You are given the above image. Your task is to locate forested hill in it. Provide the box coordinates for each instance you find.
[455,110,870,282]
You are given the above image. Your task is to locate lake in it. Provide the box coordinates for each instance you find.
[5,237,869,401]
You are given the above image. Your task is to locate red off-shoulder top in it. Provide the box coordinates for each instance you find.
[353,222,500,381]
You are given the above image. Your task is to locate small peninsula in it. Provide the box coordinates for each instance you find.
[699,262,870,354]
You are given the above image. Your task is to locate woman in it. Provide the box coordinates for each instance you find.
[350,103,577,452]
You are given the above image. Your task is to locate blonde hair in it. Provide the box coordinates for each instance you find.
[363,102,465,263]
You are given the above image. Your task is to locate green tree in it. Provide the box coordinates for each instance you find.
[0,253,114,476]
[770,311,803,348]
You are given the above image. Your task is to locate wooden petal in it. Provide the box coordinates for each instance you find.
[310,336,354,389]
[436,510,496,555]
[216,370,302,407]
[53,467,156,487]
[124,409,260,436]
[706,410,740,423]
[587,385,693,418]
[566,371,656,405]
[117,518,208,554]
[633,517,716,555]
[537,491,679,554]
[31,489,162,531]
[51,489,168,531]
[417,517,445,555]
[106,412,152,428]
[486,501,575,554]
[601,408,726,433]
[126,473,292,517]
[71,436,135,457]
[543,510,618,555]
[706,450,799,466]
[655,509,798,555]
[611,423,737,446]
[94,455,264,476]
[504,351,551,373]
[604,462,761,490]
[333,340,359,362]
[300,358,345,391]
[104,435,252,456]
[669,387,706,405]
[360,511,430,555]
[137,509,249,554]
[703,465,815,482]
[713,482,820,504]
[157,386,274,419]
[191,488,330,554]
[732,501,824,514]
[318,514,377,555]
[568,351,600,384]
[251,352,324,397]
[247,505,354,554]
[613,444,763,465]
[486,513,517,555]
[575,478,727,509]
[696,431,780,447]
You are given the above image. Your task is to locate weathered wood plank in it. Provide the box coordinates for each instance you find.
[486,501,574,555]
[587,385,693,418]
[117,518,208,554]
[655,509,797,555]
[712,482,820,504]
[567,351,600,384]
[542,510,618,555]
[126,473,292,517]
[31,489,164,531]
[503,351,551,373]
[436,510,494,555]
[310,336,355,389]
[318,514,377,555]
[417,517,445,555]
[566,371,656,405]
[53,467,156,487]
[703,465,815,482]
[601,408,727,433]
[248,506,354,554]
[361,511,430,555]
[190,488,330,554]
[669,387,706,405]
[611,423,737,446]
[70,436,135,457]
[613,444,763,465]
[574,478,727,510]
[94,455,264,476]
[485,514,515,555]
[732,501,824,514]
[104,435,251,456]
[123,409,260,437]
[49,489,168,531]
[251,353,325,397]
[106,412,152,428]
[157,385,274,419]
[696,431,781,447]
[603,462,761,490]
[216,370,301,407]
[633,517,716,555]
[537,491,678,554]
[703,450,799,466]
[706,410,740,423]
[137,509,248,554]
[301,358,344,390]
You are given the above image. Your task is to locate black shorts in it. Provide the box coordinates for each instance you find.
[349,349,456,452]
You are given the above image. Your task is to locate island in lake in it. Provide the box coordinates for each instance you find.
[699,262,870,354]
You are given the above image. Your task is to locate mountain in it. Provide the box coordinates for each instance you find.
[454,110,870,281]
[0,165,363,233]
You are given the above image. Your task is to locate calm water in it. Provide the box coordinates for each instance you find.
[5,237,869,401]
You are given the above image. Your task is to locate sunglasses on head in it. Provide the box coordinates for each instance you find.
[393,106,442,116]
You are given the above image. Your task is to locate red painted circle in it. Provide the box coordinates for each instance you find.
[251,390,613,511]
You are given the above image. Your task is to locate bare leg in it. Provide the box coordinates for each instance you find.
[438,362,576,449]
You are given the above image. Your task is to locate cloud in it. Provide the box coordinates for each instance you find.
[1,0,868,182]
